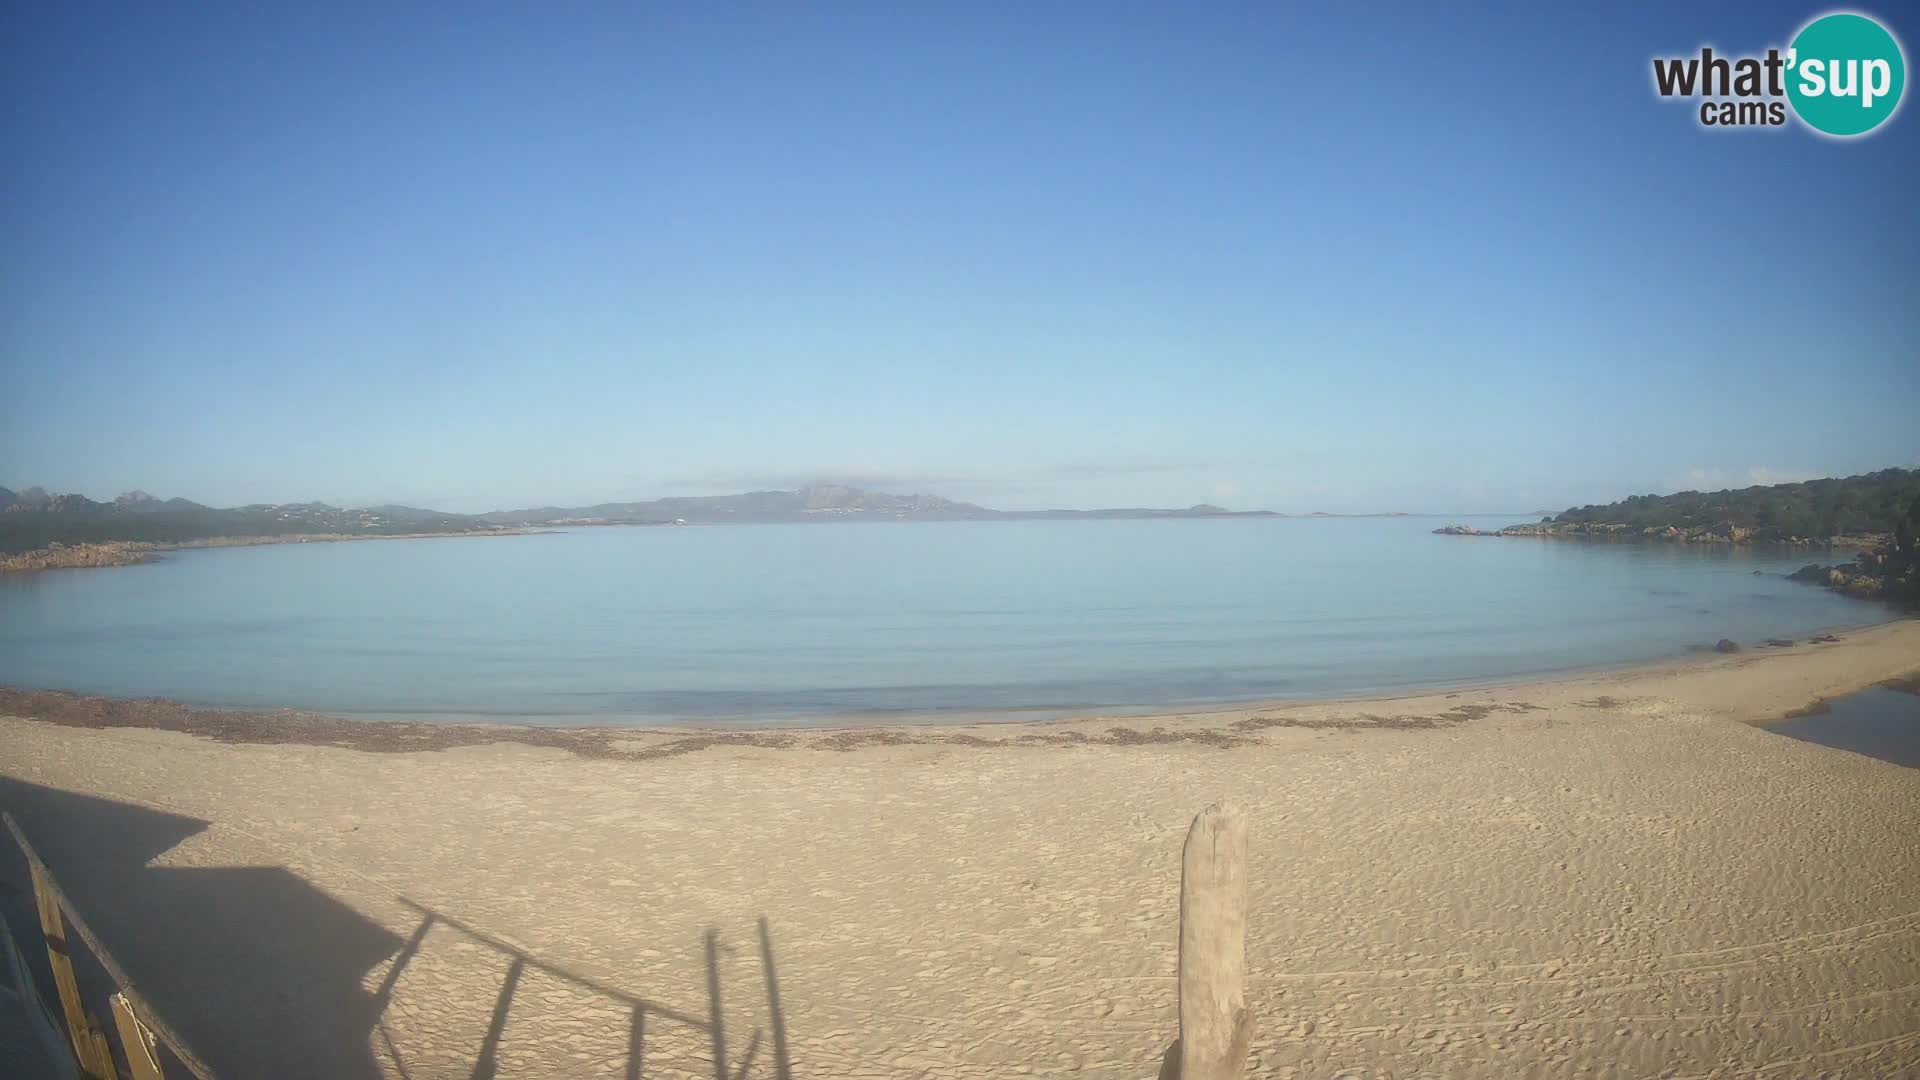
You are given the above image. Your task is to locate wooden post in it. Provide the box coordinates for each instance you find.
[112,992,167,1080]
[1177,801,1252,1080]
[31,862,118,1080]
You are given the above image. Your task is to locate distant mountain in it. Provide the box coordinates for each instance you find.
[0,482,1284,555]
[0,486,51,511]
[2,486,206,515]
[481,486,1281,525]
[0,487,511,555]
[480,485,998,524]
[113,490,210,513]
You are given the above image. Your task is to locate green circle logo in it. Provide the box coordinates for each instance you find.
[1786,13,1906,136]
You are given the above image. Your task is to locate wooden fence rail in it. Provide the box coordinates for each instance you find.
[4,810,219,1080]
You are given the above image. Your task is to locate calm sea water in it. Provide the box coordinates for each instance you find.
[0,519,1891,726]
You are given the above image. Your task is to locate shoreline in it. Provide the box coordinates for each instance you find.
[257,611,1909,729]
[155,528,554,550]
[5,618,1915,756]
[1433,522,1888,547]
[0,528,554,572]
[3,621,1917,1077]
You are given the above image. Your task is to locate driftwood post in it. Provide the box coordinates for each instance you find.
[1177,801,1252,1080]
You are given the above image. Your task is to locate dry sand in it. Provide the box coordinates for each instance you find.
[2,621,1918,1080]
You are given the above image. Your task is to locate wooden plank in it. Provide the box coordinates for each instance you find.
[1177,801,1252,1080]
[31,862,118,1080]
[112,992,166,1080]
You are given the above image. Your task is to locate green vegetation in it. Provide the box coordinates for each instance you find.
[1554,468,1920,539]
[1887,494,1920,605]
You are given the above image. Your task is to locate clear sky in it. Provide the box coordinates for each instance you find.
[3,2,1916,514]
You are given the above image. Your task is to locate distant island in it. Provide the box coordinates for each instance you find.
[1433,468,1920,605]
[468,484,1286,526]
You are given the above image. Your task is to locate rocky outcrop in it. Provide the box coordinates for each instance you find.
[1822,565,1887,598]
[0,541,153,572]
[1784,546,1916,605]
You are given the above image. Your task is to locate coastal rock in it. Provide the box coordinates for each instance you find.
[1782,551,1913,606]
[0,541,153,572]
[1713,639,1740,654]
[1829,569,1885,598]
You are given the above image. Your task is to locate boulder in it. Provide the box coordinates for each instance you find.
[1713,639,1741,654]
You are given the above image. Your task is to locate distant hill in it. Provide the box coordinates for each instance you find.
[479,486,1282,525]
[1549,468,1920,538]
[112,490,210,513]
[479,485,1000,524]
[0,488,507,555]
[1,483,1284,553]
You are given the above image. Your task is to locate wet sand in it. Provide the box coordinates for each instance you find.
[2,620,1918,1078]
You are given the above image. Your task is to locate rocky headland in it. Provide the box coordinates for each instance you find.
[1784,548,1916,603]
[1433,520,1884,546]
[1434,523,1917,608]
[0,540,155,572]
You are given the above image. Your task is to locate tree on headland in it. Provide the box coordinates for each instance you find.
[1887,494,1920,604]
[1553,469,1920,540]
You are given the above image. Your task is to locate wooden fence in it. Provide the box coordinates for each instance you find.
[3,811,217,1080]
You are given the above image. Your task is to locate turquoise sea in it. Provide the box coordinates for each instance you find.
[0,519,1891,726]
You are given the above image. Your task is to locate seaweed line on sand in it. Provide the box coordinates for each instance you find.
[0,687,1552,761]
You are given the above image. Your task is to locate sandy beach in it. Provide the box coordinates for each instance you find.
[3,621,1918,1079]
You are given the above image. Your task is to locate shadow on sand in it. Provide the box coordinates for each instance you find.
[0,778,794,1079]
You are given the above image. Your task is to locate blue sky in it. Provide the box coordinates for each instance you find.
[3,2,1915,514]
